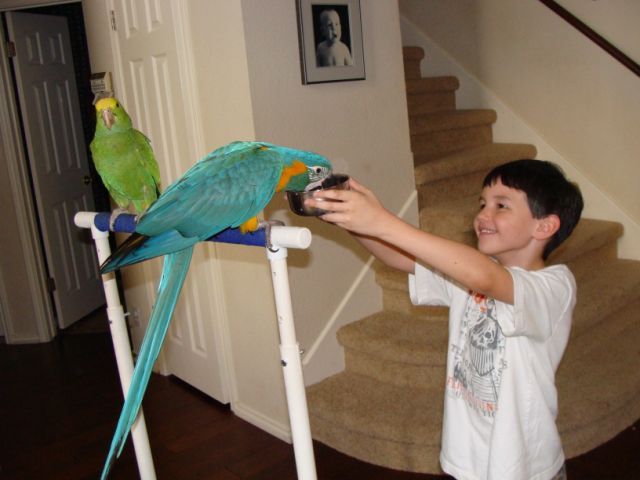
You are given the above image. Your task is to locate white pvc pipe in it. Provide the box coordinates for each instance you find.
[267,245,317,480]
[75,213,157,480]
[76,212,317,479]
[269,226,312,250]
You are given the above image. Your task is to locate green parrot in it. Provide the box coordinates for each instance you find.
[90,97,161,218]
[98,140,332,478]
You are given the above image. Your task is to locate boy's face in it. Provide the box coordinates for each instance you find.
[474,179,542,267]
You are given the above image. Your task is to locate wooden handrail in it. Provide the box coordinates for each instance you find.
[539,0,639,77]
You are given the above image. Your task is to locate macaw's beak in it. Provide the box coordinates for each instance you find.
[100,108,115,129]
[304,179,324,191]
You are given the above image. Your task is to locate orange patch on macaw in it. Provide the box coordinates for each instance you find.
[276,160,307,192]
[240,216,260,233]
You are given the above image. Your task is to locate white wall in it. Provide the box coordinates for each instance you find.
[186,0,417,437]
[240,0,416,382]
[555,0,639,62]
[399,0,640,260]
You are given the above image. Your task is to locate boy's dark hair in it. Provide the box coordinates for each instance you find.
[483,159,584,260]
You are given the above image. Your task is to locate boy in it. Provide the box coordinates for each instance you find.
[315,8,354,67]
[306,160,583,480]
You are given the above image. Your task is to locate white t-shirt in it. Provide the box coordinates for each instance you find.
[409,262,576,480]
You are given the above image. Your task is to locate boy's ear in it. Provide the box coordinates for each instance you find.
[534,214,560,240]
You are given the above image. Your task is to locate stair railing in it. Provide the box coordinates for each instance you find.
[538,0,639,77]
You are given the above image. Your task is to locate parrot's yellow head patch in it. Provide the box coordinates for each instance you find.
[95,97,117,112]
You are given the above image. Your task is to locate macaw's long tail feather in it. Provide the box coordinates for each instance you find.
[100,233,148,273]
[100,246,194,480]
[101,230,196,274]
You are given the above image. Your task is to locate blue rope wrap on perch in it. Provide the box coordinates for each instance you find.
[93,212,267,247]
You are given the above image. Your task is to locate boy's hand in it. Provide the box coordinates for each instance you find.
[305,178,395,237]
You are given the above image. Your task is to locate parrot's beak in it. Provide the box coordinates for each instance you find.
[304,179,324,191]
[101,108,115,130]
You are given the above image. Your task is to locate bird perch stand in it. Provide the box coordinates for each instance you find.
[74,211,317,480]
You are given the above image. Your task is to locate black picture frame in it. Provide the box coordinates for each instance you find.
[296,0,365,84]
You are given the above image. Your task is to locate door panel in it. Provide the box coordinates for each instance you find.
[107,0,229,403]
[6,11,104,329]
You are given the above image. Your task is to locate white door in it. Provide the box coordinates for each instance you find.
[96,0,230,403]
[6,11,104,329]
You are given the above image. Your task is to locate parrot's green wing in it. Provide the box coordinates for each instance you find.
[133,129,161,192]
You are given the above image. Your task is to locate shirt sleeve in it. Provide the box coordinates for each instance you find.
[409,261,460,307]
[494,265,576,340]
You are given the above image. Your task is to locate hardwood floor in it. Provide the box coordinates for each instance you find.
[1,328,638,479]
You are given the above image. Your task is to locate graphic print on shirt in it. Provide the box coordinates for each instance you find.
[447,292,506,417]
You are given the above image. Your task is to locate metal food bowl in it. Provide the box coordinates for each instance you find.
[287,174,350,216]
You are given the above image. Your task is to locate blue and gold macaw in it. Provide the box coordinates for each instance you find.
[100,141,331,478]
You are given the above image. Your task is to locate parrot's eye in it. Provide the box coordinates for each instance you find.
[308,165,330,182]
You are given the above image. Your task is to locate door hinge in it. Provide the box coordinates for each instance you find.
[6,41,16,58]
[110,10,117,31]
[48,277,56,293]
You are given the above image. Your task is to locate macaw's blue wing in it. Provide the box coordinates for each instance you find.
[98,140,332,478]
[100,247,193,480]
[133,142,284,239]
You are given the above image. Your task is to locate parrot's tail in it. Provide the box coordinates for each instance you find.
[101,230,196,274]
[100,246,194,479]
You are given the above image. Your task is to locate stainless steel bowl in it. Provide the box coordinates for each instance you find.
[287,174,350,216]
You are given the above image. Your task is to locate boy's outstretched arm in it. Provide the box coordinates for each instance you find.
[308,178,515,304]
[351,233,416,273]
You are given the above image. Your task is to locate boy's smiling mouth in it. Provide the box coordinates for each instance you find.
[476,223,497,235]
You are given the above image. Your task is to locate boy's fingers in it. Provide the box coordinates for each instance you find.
[348,178,366,192]
[313,189,345,200]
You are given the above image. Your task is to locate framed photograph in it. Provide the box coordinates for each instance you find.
[296,0,365,84]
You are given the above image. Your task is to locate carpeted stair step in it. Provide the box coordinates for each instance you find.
[338,311,448,388]
[414,143,538,186]
[419,194,477,239]
[410,109,497,135]
[549,219,623,265]
[569,258,640,337]
[415,143,538,205]
[557,298,640,457]
[402,46,425,79]
[410,110,496,161]
[405,76,459,115]
[307,372,443,473]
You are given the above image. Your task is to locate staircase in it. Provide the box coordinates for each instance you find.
[306,46,640,474]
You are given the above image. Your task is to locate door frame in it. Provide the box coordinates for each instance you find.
[0,19,56,342]
[0,0,91,342]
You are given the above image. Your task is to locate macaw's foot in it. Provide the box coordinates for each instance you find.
[109,208,129,231]
[258,219,285,251]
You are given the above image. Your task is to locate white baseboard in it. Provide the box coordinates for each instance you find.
[231,400,292,444]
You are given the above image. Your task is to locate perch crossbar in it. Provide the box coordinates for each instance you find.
[74,211,317,480]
